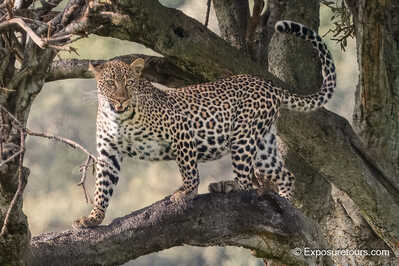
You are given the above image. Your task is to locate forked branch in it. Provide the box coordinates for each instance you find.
[0,104,97,206]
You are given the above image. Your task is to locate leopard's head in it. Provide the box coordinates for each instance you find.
[89,58,145,113]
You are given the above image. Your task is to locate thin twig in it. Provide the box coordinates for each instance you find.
[0,105,95,161]
[204,0,211,27]
[0,104,98,206]
[26,130,96,161]
[0,149,23,167]
[78,155,93,204]
[46,34,72,43]
[47,44,79,55]
[0,104,23,128]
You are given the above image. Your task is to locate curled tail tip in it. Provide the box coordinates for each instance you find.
[275,20,290,33]
[275,20,315,39]
[275,20,301,33]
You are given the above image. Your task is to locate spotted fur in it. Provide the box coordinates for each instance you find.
[73,21,336,228]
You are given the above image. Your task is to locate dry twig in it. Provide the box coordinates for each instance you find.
[78,155,95,204]
[204,0,211,27]
[0,104,98,209]
[0,18,46,48]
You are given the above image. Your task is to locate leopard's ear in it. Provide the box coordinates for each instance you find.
[88,62,104,77]
[130,58,145,77]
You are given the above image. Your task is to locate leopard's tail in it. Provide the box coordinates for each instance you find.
[275,20,336,112]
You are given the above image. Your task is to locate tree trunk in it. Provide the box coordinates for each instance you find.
[268,0,397,264]
[350,0,399,190]
[0,40,54,265]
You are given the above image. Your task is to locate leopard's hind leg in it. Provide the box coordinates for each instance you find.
[252,126,295,200]
[228,119,258,191]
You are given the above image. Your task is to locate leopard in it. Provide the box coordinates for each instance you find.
[73,20,336,228]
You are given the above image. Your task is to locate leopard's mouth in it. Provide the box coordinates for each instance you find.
[110,99,130,113]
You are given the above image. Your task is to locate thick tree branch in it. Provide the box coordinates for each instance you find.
[47,54,201,87]
[30,191,333,266]
[278,109,399,255]
[59,0,273,82]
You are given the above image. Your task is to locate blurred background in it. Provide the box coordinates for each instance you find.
[23,1,357,265]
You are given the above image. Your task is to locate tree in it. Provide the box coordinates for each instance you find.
[0,0,398,265]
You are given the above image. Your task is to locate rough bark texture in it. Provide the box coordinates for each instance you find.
[212,0,249,51]
[30,191,333,266]
[47,55,200,87]
[349,0,399,191]
[268,1,398,264]
[0,34,55,264]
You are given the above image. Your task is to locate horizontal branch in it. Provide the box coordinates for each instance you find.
[47,54,202,87]
[30,190,333,266]
[57,0,283,84]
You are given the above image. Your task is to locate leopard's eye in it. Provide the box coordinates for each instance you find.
[106,80,115,86]
[126,80,134,86]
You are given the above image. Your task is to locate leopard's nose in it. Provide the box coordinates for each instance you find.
[114,103,124,111]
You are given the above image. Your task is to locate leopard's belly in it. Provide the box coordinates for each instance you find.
[121,137,230,163]
[121,118,231,162]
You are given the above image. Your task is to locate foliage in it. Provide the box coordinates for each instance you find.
[321,0,354,51]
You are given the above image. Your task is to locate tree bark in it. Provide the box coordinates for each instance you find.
[47,55,201,87]
[0,44,55,265]
[268,1,398,264]
[212,0,249,51]
[30,191,333,266]
[349,0,399,191]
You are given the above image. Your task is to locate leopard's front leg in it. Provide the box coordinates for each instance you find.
[170,126,199,202]
[73,136,122,229]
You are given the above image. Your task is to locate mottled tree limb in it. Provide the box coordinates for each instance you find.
[47,54,201,87]
[30,191,333,266]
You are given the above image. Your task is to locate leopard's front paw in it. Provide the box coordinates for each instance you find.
[170,186,198,203]
[208,180,241,194]
[252,171,279,197]
[72,207,105,229]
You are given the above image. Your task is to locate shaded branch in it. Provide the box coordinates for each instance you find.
[47,54,204,87]
[31,190,333,266]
